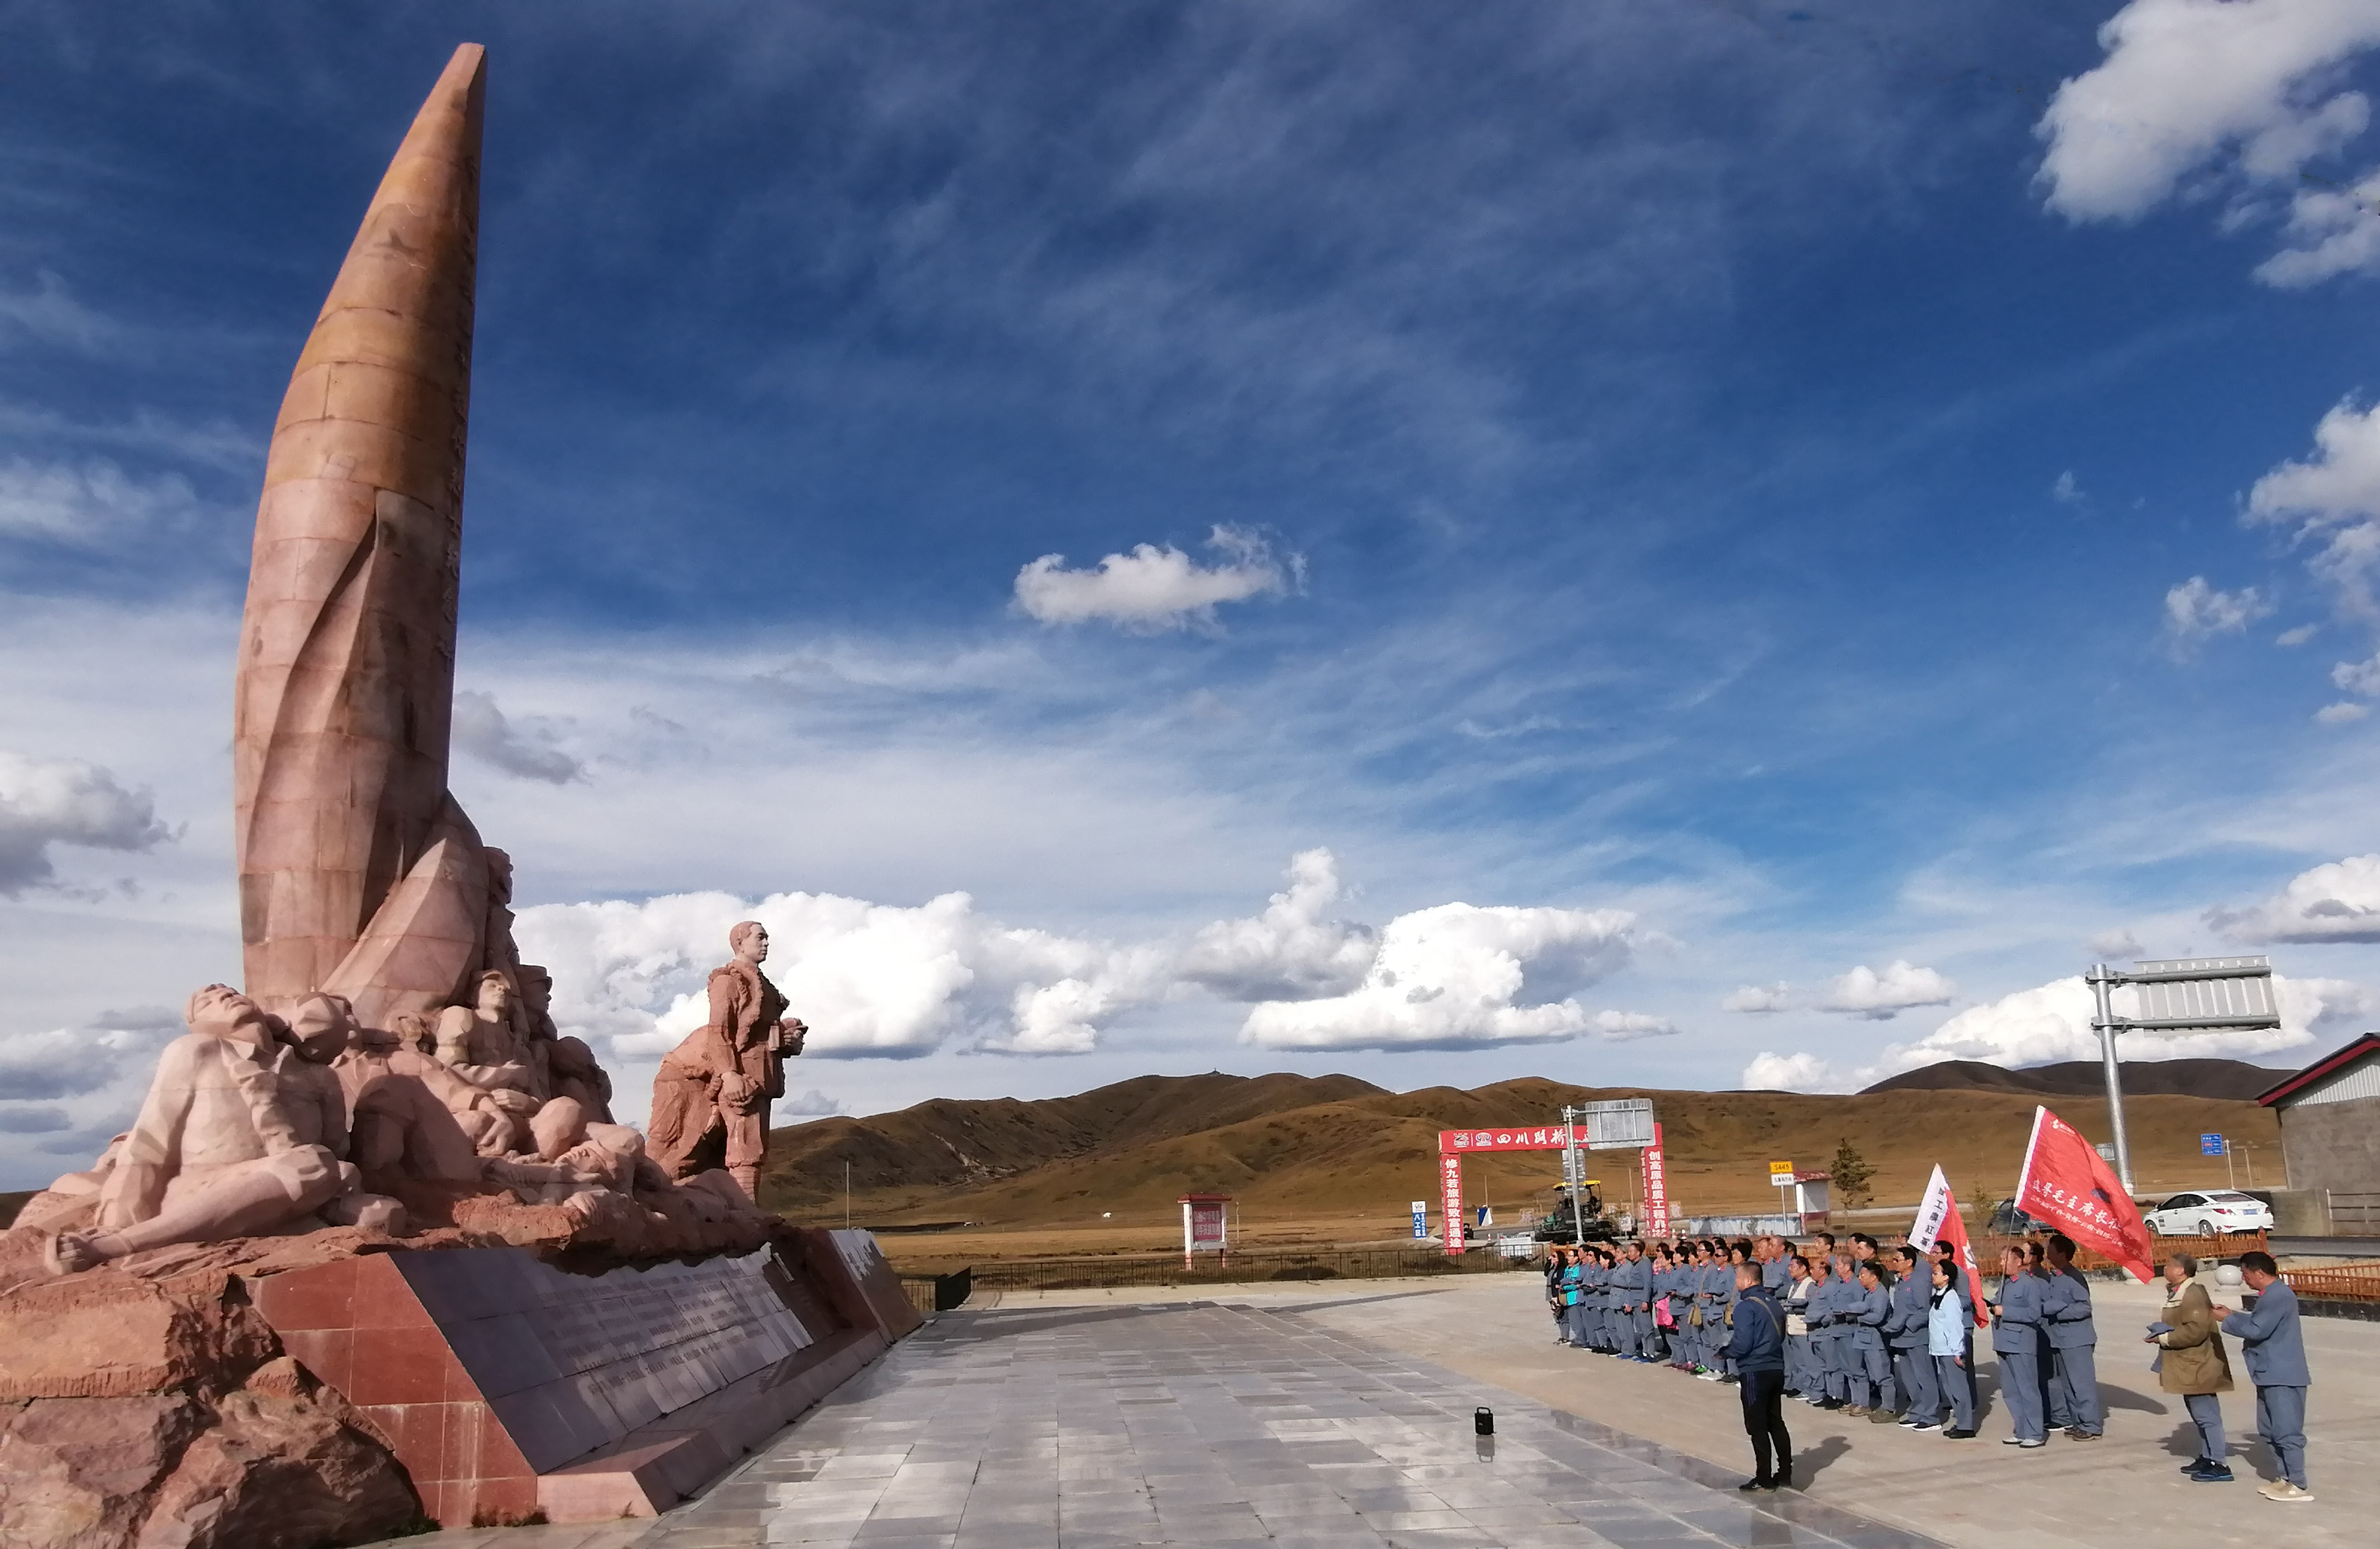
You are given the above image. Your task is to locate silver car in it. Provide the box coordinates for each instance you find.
[2144,1190,2273,1236]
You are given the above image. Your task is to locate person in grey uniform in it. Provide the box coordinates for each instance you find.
[1884,1246,1939,1429]
[1706,1247,1744,1381]
[2041,1233,2102,1439]
[1804,1254,1843,1407]
[1578,1249,1602,1352]
[1762,1236,1790,1292]
[1698,1244,1729,1374]
[1781,1254,1814,1396]
[1828,1252,1865,1407]
[1611,1240,1651,1361]
[1675,1246,1714,1370]
[1595,1247,1619,1353]
[1847,1262,1892,1416]
[2221,1251,2311,1502]
[1650,1246,1679,1364]
[1988,1245,2047,1446]
[1928,1258,1976,1436]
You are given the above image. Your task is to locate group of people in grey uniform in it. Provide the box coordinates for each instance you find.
[1545,1230,2316,1502]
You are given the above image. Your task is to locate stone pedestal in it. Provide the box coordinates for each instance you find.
[249,1229,921,1525]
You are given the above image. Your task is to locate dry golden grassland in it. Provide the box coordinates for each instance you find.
[755,1072,2281,1273]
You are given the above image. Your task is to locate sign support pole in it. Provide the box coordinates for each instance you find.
[2087,964,2134,1193]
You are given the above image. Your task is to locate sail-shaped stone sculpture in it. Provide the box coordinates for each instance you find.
[234,44,494,1031]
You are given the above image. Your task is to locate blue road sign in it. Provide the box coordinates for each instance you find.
[2200,1133,2226,1157]
[1411,1205,1429,1239]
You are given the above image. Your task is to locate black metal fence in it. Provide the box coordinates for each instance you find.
[898,1266,979,1314]
[938,1246,1537,1296]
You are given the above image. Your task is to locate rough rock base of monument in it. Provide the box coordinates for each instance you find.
[0,1211,920,1546]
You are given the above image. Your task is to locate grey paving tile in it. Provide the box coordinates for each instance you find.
[587,1295,1952,1549]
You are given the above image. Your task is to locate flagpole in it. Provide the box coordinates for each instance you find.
[2015,1105,2049,1209]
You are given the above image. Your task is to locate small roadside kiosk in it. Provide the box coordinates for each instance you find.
[1180,1193,1231,1267]
[1769,1161,1831,1229]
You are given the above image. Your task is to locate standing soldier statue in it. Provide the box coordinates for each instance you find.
[648,921,808,1200]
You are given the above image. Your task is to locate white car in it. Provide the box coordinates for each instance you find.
[2144,1191,2273,1237]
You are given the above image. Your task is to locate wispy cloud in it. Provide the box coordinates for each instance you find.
[2162,576,2274,656]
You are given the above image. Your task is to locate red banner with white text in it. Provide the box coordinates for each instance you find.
[1438,1156,1466,1256]
[1641,1122,1668,1234]
[2014,1106,2154,1283]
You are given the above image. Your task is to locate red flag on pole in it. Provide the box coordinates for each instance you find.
[2014,1106,2155,1283]
[1908,1164,1989,1326]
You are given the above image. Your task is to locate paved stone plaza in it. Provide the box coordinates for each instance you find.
[362,1268,2380,1549]
[371,1289,1939,1549]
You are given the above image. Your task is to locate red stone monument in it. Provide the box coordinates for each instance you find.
[0,45,920,1548]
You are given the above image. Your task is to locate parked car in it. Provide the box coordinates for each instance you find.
[1986,1201,2046,1236]
[2144,1191,2273,1237]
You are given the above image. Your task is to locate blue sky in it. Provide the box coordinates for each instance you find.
[9,2,2380,1185]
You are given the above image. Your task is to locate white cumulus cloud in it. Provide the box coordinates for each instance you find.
[1745,969,2371,1093]
[1740,1050,1846,1094]
[2207,852,2380,942]
[1237,901,1640,1051]
[517,887,1171,1065]
[1591,1009,1681,1041]
[2247,400,2380,698]
[2316,700,2370,722]
[1178,848,1378,999]
[1817,960,1956,1020]
[1722,982,1791,1013]
[1013,524,1293,631]
[0,750,175,894]
[2034,0,2380,282]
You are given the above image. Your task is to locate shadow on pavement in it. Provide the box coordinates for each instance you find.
[1789,1433,1851,1487]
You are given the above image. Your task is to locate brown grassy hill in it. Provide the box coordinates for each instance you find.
[1860,1057,2281,1102]
[756,1072,2282,1254]
[756,1071,1383,1201]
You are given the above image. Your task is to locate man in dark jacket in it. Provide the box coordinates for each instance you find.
[1726,1263,1793,1490]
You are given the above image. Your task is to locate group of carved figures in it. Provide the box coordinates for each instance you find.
[34,922,807,1277]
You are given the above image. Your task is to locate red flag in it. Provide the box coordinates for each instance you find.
[2014,1105,2155,1283]
[1909,1164,1989,1326]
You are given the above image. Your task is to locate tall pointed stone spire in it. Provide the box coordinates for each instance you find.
[234,45,490,1017]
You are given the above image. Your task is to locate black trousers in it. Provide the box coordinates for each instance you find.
[1740,1368,1793,1481]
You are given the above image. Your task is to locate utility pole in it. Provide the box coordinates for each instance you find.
[843,1160,851,1229]
[1559,1106,1583,1238]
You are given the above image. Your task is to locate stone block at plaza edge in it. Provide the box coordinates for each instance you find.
[248,1230,918,1525]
